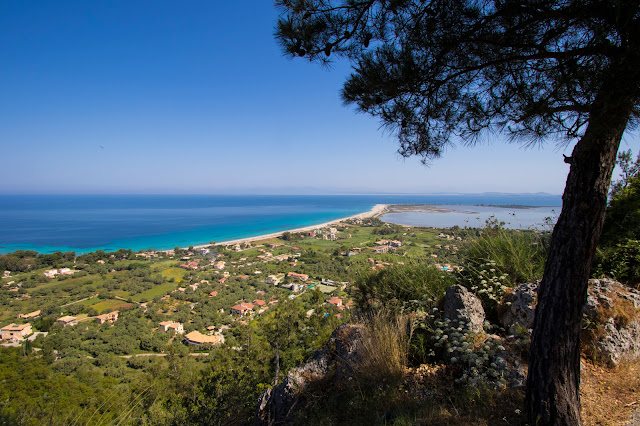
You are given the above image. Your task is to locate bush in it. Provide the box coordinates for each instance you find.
[463,218,548,286]
[355,263,453,313]
[594,239,640,288]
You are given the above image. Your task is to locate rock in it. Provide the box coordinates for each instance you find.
[499,281,539,334]
[254,324,365,425]
[501,278,640,367]
[443,285,485,333]
[594,318,640,366]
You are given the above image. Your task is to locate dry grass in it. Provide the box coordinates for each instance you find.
[581,359,640,425]
[356,312,411,383]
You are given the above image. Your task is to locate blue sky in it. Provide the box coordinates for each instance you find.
[0,1,637,195]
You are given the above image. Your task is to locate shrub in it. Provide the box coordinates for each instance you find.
[355,263,453,314]
[463,217,548,286]
[593,239,640,288]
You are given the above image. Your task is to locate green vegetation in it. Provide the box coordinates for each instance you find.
[2,213,634,424]
[595,151,640,288]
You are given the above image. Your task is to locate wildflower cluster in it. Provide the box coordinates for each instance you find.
[430,311,508,387]
[469,261,510,310]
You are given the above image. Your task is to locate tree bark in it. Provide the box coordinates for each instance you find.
[526,77,636,424]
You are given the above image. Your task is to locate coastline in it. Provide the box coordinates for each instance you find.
[193,204,389,249]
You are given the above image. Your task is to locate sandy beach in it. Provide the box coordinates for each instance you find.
[192,204,389,249]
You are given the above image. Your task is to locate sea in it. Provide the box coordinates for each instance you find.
[0,194,562,254]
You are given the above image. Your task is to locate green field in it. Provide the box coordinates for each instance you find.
[160,267,186,282]
[132,281,179,302]
[91,299,134,313]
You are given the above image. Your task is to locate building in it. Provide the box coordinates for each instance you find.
[266,275,281,285]
[18,310,41,319]
[1,323,32,341]
[57,316,77,327]
[95,311,119,324]
[158,321,174,332]
[213,261,226,270]
[287,272,309,282]
[2,271,10,278]
[43,269,58,278]
[158,321,184,334]
[168,323,184,334]
[327,297,343,307]
[231,302,254,316]
[253,299,266,307]
[184,331,224,346]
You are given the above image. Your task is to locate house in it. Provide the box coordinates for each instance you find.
[158,321,185,334]
[209,291,218,297]
[158,321,174,332]
[58,268,74,275]
[43,269,58,278]
[213,261,226,270]
[95,311,119,324]
[57,316,77,327]
[253,299,266,307]
[372,246,389,254]
[184,331,224,346]
[18,310,41,319]
[287,272,309,282]
[231,302,254,316]
[269,243,284,249]
[2,271,10,278]
[1,323,32,341]
[266,275,281,285]
[168,323,184,334]
[274,254,290,262]
[180,261,200,270]
[327,297,343,307]
[281,283,303,292]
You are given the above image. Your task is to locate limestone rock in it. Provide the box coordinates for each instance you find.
[499,281,539,334]
[254,324,365,425]
[500,278,640,367]
[443,285,485,333]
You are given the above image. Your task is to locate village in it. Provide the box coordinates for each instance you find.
[0,218,468,357]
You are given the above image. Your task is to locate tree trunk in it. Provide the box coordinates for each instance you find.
[526,80,635,424]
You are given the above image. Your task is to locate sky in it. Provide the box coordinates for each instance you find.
[0,1,637,195]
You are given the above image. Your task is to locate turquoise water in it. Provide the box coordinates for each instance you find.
[0,194,562,254]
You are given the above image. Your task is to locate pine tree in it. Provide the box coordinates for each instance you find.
[275,1,640,423]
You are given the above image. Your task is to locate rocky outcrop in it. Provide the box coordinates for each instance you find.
[443,285,485,333]
[500,278,640,366]
[499,281,539,334]
[254,324,365,425]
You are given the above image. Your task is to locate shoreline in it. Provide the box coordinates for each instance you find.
[192,204,389,249]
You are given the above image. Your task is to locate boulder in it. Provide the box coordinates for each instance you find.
[443,285,485,333]
[499,281,539,334]
[500,278,640,366]
[254,324,365,425]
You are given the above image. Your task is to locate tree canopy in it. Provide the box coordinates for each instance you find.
[277,0,639,158]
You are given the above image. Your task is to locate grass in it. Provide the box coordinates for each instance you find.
[581,359,640,425]
[356,312,410,383]
[132,281,179,302]
[464,225,547,285]
[160,267,186,282]
[91,299,134,313]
